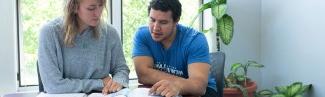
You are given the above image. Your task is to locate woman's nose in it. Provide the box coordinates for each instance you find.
[94,8,101,17]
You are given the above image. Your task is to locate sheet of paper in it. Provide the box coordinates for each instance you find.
[36,92,87,97]
[127,88,162,97]
[88,88,129,97]
[87,93,126,97]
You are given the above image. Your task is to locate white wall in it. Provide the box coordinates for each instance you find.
[0,0,18,95]
[261,0,325,96]
[224,0,262,83]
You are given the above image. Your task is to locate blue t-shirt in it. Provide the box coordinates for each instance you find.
[132,24,216,90]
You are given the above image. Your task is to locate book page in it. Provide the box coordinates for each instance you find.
[88,88,129,97]
[87,93,126,97]
[127,88,162,97]
[36,92,87,97]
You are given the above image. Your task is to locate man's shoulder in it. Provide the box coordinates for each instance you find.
[178,24,203,37]
[178,24,206,42]
[134,25,151,39]
[137,25,150,33]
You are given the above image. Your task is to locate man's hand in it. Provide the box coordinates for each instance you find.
[149,80,182,97]
[102,76,123,95]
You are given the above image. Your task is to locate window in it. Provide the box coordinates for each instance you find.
[122,0,202,79]
[18,0,111,86]
[18,0,64,86]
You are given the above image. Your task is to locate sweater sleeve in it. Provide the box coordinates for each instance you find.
[38,23,103,94]
[108,27,130,88]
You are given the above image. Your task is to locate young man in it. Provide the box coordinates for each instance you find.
[132,0,217,97]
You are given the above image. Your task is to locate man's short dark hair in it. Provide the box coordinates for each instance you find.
[148,0,182,22]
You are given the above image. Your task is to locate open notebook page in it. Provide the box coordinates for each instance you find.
[36,92,87,97]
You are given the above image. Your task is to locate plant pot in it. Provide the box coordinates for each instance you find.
[223,81,257,97]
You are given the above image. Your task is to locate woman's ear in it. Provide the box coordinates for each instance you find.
[74,9,78,14]
[74,5,79,14]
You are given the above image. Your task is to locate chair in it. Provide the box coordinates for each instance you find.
[36,61,45,92]
[209,51,225,97]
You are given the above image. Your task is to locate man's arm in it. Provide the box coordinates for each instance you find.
[133,56,180,84]
[176,62,210,96]
[133,56,210,96]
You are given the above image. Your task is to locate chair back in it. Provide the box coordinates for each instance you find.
[209,51,225,97]
[37,61,44,92]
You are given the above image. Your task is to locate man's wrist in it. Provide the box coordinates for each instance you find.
[174,79,184,95]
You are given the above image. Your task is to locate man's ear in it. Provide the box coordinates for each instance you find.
[174,18,180,23]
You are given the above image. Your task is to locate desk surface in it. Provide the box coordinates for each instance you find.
[2,92,38,97]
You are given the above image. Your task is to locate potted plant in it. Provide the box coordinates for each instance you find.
[256,82,312,97]
[223,60,264,97]
[190,0,234,51]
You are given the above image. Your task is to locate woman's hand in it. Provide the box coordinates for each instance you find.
[102,76,123,95]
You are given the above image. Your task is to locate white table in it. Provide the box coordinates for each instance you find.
[2,92,38,97]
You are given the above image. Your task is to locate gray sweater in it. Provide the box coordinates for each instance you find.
[38,18,129,93]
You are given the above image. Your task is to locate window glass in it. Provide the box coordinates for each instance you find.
[19,0,63,86]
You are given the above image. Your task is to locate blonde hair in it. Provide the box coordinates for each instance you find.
[63,0,107,47]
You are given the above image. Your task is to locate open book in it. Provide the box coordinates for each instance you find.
[37,88,181,97]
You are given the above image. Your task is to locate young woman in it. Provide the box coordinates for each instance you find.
[38,0,129,94]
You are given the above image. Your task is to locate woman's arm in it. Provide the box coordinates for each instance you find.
[107,26,130,88]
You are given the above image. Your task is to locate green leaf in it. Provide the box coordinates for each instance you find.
[211,4,227,19]
[218,0,227,4]
[248,61,264,68]
[294,95,303,97]
[257,89,274,96]
[198,1,213,13]
[202,28,213,33]
[275,86,288,94]
[190,1,212,26]
[231,63,242,73]
[271,94,286,97]
[217,14,234,45]
[287,82,303,96]
[297,84,312,94]
[236,75,246,81]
